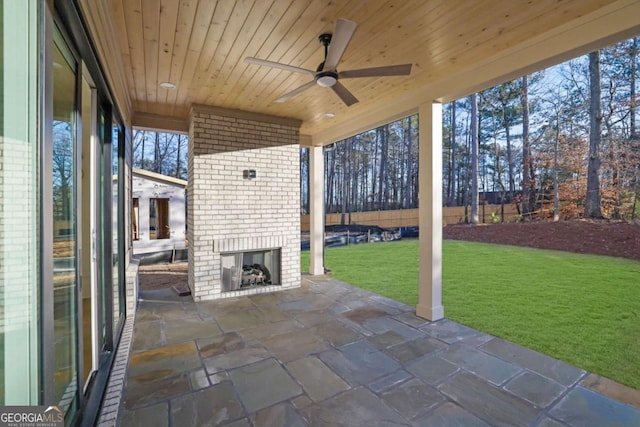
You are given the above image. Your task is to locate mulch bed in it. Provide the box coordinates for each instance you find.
[443,219,640,262]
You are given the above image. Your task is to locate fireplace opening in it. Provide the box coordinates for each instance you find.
[221,248,281,292]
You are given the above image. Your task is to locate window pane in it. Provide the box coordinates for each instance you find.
[52,33,79,413]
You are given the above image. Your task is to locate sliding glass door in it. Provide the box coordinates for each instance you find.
[2,2,126,423]
[52,26,81,420]
[50,18,121,423]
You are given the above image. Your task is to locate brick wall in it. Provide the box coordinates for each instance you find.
[188,105,301,300]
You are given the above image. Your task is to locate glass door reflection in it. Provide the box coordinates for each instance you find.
[52,30,80,416]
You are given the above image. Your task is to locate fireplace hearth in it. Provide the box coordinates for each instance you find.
[221,248,281,292]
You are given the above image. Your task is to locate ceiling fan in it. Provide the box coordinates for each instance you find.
[244,19,412,107]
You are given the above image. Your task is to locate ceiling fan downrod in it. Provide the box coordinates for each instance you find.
[316,33,337,87]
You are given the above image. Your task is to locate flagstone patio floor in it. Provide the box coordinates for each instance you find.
[118,276,640,426]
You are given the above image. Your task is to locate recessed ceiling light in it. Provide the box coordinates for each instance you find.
[159,82,176,89]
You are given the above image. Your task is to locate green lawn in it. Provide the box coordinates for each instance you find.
[301,240,640,389]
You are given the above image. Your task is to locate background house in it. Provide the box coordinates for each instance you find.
[131,168,187,257]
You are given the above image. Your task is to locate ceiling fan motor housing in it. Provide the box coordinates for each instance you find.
[316,70,338,87]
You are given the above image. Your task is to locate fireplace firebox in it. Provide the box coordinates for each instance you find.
[221,248,281,292]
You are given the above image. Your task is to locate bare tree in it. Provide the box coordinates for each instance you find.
[585,51,604,218]
[630,37,638,140]
[521,75,532,219]
[471,93,480,224]
[448,102,457,206]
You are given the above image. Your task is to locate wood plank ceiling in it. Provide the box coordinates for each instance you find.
[80,0,638,139]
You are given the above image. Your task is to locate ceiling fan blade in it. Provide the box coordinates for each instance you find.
[340,64,412,79]
[323,19,357,71]
[331,81,358,106]
[274,80,317,103]
[245,57,315,77]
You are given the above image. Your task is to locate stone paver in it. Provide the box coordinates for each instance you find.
[131,320,163,351]
[504,370,566,407]
[122,373,190,409]
[203,345,271,374]
[381,378,445,419]
[407,355,459,385]
[286,356,350,402]
[536,418,568,427]
[163,317,222,345]
[580,373,640,409]
[363,316,424,339]
[301,387,407,426]
[367,329,408,349]
[127,341,201,379]
[116,277,640,427]
[481,338,584,387]
[251,402,308,427]
[229,358,302,413]
[549,386,640,427]
[318,340,401,386]
[197,332,245,358]
[439,342,521,385]
[259,327,328,362]
[384,336,446,363]
[438,371,540,427]
[421,318,481,343]
[120,402,169,427]
[414,402,492,427]
[371,370,413,395]
[214,308,267,332]
[171,382,244,426]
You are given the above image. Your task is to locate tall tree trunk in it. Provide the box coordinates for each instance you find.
[448,102,457,206]
[341,142,348,225]
[141,130,146,167]
[630,37,638,140]
[521,75,531,219]
[462,112,471,222]
[379,125,389,209]
[326,150,335,213]
[154,132,160,172]
[502,104,515,200]
[553,112,560,222]
[175,134,182,178]
[371,134,378,209]
[585,51,604,219]
[471,93,480,224]
[404,116,414,208]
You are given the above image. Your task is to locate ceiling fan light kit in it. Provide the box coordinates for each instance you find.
[316,72,338,87]
[244,18,412,107]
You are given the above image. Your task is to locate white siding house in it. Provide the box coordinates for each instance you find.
[132,169,187,256]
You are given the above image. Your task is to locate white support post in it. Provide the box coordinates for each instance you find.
[309,145,325,275]
[416,102,445,321]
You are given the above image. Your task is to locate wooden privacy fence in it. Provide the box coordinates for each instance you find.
[300,204,521,231]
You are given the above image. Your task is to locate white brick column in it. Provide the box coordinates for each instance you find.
[416,102,444,321]
[188,105,302,300]
[309,145,325,275]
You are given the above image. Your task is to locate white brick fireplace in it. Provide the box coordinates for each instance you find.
[187,105,301,300]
